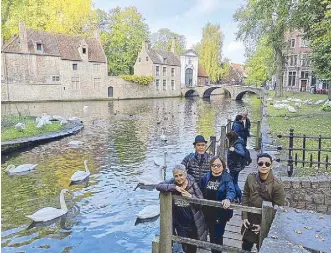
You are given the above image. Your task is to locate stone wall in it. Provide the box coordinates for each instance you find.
[281,176,331,214]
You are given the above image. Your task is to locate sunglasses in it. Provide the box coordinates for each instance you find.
[211,164,223,168]
[258,161,271,167]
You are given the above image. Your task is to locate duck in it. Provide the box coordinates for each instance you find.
[160,129,167,142]
[26,189,70,222]
[137,205,160,220]
[70,160,90,183]
[5,164,38,174]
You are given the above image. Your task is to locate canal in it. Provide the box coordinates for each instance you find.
[1,95,260,253]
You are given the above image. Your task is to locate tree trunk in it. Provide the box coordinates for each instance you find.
[275,47,283,97]
[328,83,331,101]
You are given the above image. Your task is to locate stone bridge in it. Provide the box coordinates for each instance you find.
[182,84,264,100]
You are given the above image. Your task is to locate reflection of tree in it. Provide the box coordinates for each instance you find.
[196,100,217,139]
[110,119,147,165]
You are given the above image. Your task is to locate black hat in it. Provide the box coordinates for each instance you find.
[193,135,207,145]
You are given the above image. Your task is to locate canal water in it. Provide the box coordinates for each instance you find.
[1,95,260,253]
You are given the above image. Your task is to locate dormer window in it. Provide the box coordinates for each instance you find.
[36,43,42,52]
[164,58,168,64]
[82,47,86,54]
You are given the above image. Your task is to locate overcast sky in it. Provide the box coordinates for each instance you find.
[93,0,246,64]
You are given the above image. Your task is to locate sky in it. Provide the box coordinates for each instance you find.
[93,0,246,64]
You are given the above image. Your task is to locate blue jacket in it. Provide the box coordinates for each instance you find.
[227,137,246,172]
[232,121,246,140]
[199,171,236,220]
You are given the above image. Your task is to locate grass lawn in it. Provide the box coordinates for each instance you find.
[265,91,331,176]
[1,116,63,141]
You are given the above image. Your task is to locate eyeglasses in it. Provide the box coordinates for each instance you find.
[257,161,271,167]
[211,164,223,168]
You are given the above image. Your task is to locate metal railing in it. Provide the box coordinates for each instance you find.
[276,129,331,176]
[152,192,277,253]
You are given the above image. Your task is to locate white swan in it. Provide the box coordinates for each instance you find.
[154,151,167,167]
[70,160,90,183]
[26,189,70,222]
[5,164,38,174]
[15,122,25,132]
[137,205,160,219]
[160,129,167,141]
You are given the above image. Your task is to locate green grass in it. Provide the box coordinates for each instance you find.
[1,116,63,141]
[265,91,331,176]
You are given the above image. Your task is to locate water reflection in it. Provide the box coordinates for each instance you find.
[1,96,260,252]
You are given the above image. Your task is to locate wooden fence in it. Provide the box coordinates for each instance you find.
[276,129,331,177]
[205,119,262,157]
[152,192,277,253]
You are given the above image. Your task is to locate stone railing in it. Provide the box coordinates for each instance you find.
[281,176,331,214]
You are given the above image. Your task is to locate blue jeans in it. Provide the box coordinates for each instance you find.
[230,170,242,202]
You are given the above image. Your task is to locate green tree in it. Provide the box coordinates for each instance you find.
[150,28,186,55]
[245,38,275,86]
[199,23,225,82]
[234,0,295,96]
[1,0,95,42]
[293,0,331,81]
[100,6,149,75]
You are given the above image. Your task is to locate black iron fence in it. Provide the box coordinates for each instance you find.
[276,129,331,176]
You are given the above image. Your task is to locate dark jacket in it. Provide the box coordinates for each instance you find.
[232,120,246,140]
[181,152,213,182]
[241,171,285,243]
[156,174,208,241]
[227,137,246,172]
[244,118,251,137]
[199,171,236,221]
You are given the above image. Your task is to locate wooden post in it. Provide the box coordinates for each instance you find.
[255,120,261,150]
[259,201,276,249]
[288,129,294,177]
[219,126,227,158]
[210,136,216,156]
[152,236,160,253]
[302,135,306,167]
[159,192,173,253]
[227,119,231,133]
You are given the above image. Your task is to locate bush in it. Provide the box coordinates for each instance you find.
[321,103,331,111]
[120,75,154,86]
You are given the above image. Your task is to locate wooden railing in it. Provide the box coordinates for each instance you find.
[152,192,277,253]
[276,129,331,176]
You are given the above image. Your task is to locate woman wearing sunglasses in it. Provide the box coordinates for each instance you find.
[199,156,236,253]
[241,153,285,251]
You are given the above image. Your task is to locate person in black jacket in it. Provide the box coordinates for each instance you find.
[199,156,236,253]
[232,115,247,146]
[156,164,207,253]
[242,111,251,146]
[226,131,246,203]
[181,135,214,183]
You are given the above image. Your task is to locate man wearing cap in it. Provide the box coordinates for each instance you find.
[181,135,214,182]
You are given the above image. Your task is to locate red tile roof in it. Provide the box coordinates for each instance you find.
[198,64,208,77]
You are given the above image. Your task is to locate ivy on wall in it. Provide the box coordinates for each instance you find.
[120,75,154,86]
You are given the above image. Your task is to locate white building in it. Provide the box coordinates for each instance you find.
[180,49,199,88]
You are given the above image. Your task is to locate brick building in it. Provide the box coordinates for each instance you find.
[1,22,109,101]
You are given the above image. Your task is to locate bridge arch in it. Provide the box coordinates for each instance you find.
[184,89,199,97]
[202,87,232,98]
[235,90,259,100]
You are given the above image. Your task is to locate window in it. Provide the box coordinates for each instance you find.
[188,57,192,64]
[301,71,309,79]
[138,57,141,62]
[301,38,309,47]
[289,55,297,66]
[185,68,193,86]
[171,68,175,77]
[94,78,101,89]
[93,64,100,72]
[163,79,166,90]
[146,56,149,61]
[36,43,42,52]
[171,80,175,90]
[82,47,86,54]
[301,54,311,67]
[288,72,296,86]
[52,76,60,82]
[163,67,166,76]
[73,64,77,70]
[71,77,80,89]
[156,66,160,76]
[290,39,295,48]
[156,79,160,91]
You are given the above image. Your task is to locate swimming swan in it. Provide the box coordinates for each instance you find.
[26,189,70,222]
[70,160,90,183]
[137,205,160,219]
[154,151,167,167]
[5,164,38,174]
[160,129,167,142]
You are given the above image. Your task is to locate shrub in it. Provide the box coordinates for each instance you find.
[120,75,154,86]
[321,103,331,111]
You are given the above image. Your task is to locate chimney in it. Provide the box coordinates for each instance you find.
[143,40,149,50]
[19,22,28,53]
[171,38,176,54]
